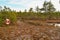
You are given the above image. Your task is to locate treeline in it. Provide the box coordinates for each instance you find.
[17,1,60,20]
[17,11,60,20]
[0,1,60,26]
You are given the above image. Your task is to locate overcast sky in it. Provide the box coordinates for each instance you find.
[0,0,60,11]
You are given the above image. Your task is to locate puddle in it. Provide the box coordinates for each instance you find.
[47,23,60,27]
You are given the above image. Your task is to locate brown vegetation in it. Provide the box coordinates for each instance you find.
[0,20,60,40]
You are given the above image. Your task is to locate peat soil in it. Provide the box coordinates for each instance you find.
[0,20,60,40]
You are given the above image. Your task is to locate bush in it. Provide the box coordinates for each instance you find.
[0,9,17,26]
[0,13,4,26]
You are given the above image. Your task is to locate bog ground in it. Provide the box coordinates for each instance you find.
[0,20,60,40]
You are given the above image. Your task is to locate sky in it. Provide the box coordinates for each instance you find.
[0,0,60,11]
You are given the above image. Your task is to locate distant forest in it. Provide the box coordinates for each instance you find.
[0,1,60,26]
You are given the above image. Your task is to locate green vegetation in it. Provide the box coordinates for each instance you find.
[0,6,17,26]
[0,1,60,26]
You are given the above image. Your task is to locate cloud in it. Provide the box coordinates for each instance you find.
[6,0,44,11]
[0,0,60,11]
[51,0,60,11]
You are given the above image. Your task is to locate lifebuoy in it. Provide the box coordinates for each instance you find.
[6,19,10,25]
